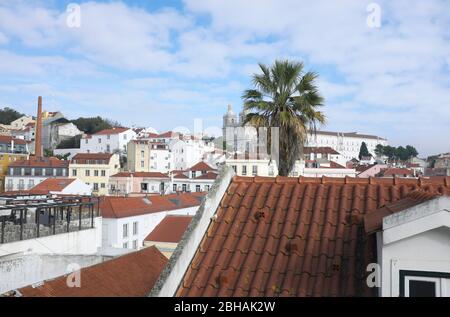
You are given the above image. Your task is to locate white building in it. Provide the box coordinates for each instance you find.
[109,171,171,195]
[365,192,450,297]
[9,116,34,130]
[5,157,69,191]
[170,137,215,171]
[149,143,173,173]
[222,104,388,162]
[100,193,205,251]
[27,177,92,196]
[225,158,277,177]
[305,131,388,162]
[80,127,136,156]
[171,162,218,193]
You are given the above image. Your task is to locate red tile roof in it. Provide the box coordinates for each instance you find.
[111,172,169,178]
[329,161,346,169]
[155,131,177,138]
[176,176,450,297]
[303,147,340,155]
[100,192,206,218]
[189,162,215,172]
[195,172,218,180]
[145,215,193,243]
[8,157,68,168]
[19,246,167,297]
[71,153,114,164]
[0,135,27,145]
[364,190,444,234]
[29,178,76,195]
[173,173,189,179]
[94,127,129,135]
[381,168,414,177]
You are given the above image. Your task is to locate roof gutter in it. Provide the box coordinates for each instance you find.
[148,165,235,297]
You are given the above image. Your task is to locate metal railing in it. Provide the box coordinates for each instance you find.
[0,195,100,244]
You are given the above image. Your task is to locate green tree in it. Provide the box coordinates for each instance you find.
[358,142,371,160]
[374,144,384,157]
[43,149,53,157]
[405,145,418,159]
[242,60,326,176]
[0,107,25,124]
[395,146,408,161]
[55,153,70,160]
[71,116,121,134]
[382,145,396,161]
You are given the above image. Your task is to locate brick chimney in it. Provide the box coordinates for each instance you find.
[35,96,43,158]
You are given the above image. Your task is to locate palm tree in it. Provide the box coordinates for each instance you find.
[242,60,326,176]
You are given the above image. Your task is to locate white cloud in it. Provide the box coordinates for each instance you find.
[0,0,448,155]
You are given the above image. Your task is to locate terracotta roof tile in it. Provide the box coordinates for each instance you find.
[100,192,206,218]
[94,127,129,135]
[303,147,340,155]
[176,176,450,297]
[364,190,446,234]
[195,172,218,180]
[0,135,27,145]
[381,168,414,177]
[145,215,193,243]
[71,153,114,164]
[19,246,167,297]
[8,157,68,168]
[28,178,76,195]
[189,162,215,172]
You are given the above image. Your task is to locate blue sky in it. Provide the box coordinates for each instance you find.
[0,0,449,156]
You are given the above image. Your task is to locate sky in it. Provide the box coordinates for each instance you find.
[0,0,449,156]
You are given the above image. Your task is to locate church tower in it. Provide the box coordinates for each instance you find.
[222,104,237,143]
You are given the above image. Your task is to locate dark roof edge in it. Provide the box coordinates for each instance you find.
[148,165,235,297]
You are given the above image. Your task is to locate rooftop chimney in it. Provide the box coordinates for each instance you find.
[35,96,43,158]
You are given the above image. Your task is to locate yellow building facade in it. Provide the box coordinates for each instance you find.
[69,153,120,196]
[0,153,28,192]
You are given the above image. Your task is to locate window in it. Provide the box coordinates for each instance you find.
[98,138,101,143]
[85,139,88,144]
[132,240,138,249]
[399,270,450,297]
[85,170,90,176]
[407,279,438,297]
[182,184,187,192]
[106,145,110,152]
[101,170,106,177]
[252,165,258,176]
[205,185,210,191]
[196,185,201,192]
[93,183,99,191]
[122,242,128,249]
[19,179,24,190]
[72,169,77,176]
[133,221,138,235]
[242,165,247,176]
[141,161,145,168]
[107,134,110,140]
[123,223,128,238]
[101,183,105,188]
[173,184,177,192]
[123,134,127,140]
[231,165,237,173]
[141,150,145,158]
[94,170,99,176]
[28,179,34,189]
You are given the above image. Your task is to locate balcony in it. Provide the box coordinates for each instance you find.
[0,196,100,244]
